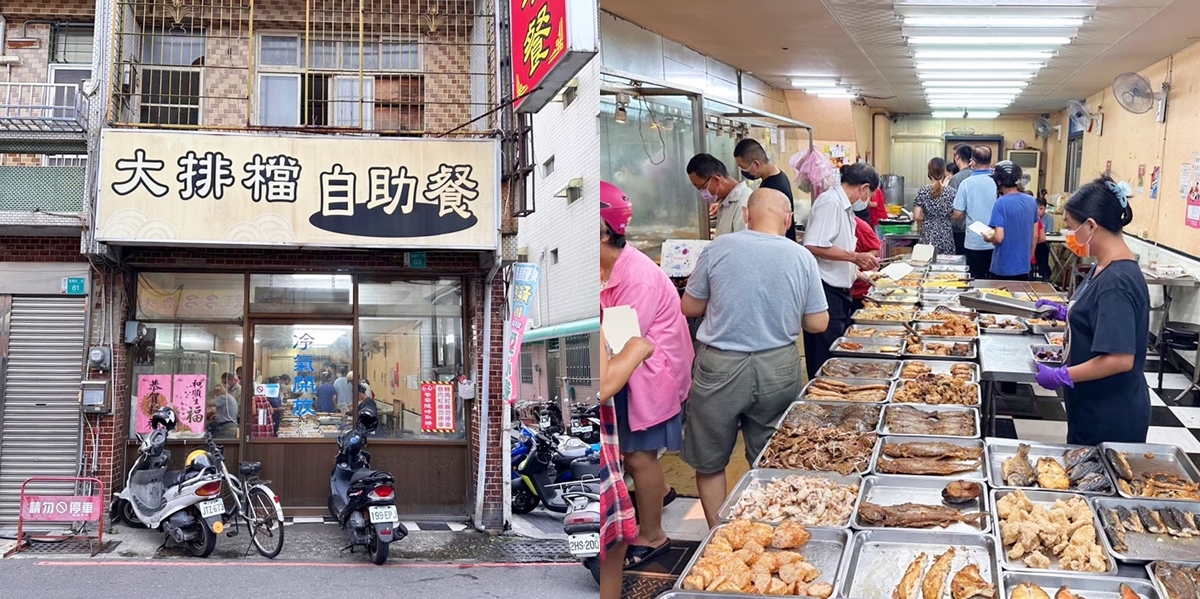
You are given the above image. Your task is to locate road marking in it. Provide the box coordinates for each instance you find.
[36,560,579,569]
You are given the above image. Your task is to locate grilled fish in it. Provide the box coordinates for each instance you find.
[1182,511,1200,536]
[1164,507,1190,537]
[1067,458,1105,482]
[858,501,985,529]
[1074,472,1111,492]
[1036,457,1070,490]
[883,442,984,460]
[1056,587,1084,599]
[1117,506,1144,533]
[876,456,982,476]
[1120,583,1144,599]
[895,552,928,599]
[1154,561,1199,599]
[1010,583,1051,599]
[951,564,996,599]
[1107,448,1135,480]
[1137,506,1165,534]
[1063,446,1096,470]
[1002,444,1037,487]
[923,548,956,599]
[1104,508,1129,552]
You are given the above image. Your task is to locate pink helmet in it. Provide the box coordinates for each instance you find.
[600,181,633,235]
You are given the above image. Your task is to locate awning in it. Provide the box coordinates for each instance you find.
[522,317,600,344]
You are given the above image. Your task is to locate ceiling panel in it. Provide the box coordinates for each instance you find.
[599,0,1196,114]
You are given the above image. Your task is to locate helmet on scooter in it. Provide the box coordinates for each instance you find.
[151,406,177,431]
[185,449,214,472]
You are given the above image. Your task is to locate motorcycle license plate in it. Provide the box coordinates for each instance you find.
[571,424,592,434]
[368,505,398,523]
[539,416,551,429]
[198,499,225,519]
[567,533,600,556]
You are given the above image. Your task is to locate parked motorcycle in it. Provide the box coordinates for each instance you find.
[568,402,600,445]
[554,478,601,584]
[328,400,406,564]
[111,406,226,557]
[512,430,599,514]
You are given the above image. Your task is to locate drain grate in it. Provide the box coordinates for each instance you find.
[493,537,574,563]
[623,571,678,599]
[18,540,119,555]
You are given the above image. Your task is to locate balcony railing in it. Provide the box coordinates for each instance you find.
[0,166,86,213]
[0,82,88,134]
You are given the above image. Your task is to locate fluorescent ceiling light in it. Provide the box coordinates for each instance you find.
[790,78,839,88]
[928,102,1012,109]
[816,92,859,99]
[923,87,1025,95]
[932,110,1000,119]
[923,80,1029,88]
[894,2,1096,20]
[919,72,1034,80]
[915,50,1054,60]
[917,61,1045,71]
[904,16,1084,27]
[907,36,1073,45]
[905,27,1077,40]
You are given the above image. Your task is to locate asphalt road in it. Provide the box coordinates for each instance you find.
[0,559,598,598]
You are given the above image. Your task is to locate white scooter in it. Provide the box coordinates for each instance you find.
[111,407,226,557]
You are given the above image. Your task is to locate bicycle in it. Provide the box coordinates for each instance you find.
[202,433,286,558]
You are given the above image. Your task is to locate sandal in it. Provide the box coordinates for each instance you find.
[623,539,671,570]
[663,487,678,507]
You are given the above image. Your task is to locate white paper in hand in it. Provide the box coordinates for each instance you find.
[879,262,914,281]
[968,221,994,237]
[602,306,641,355]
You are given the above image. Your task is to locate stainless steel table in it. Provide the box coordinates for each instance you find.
[979,333,1041,436]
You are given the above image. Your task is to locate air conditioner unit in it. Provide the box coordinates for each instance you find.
[1006,149,1042,193]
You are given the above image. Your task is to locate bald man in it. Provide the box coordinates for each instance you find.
[680,188,830,526]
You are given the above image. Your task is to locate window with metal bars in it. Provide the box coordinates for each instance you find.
[564,335,592,384]
[520,347,533,384]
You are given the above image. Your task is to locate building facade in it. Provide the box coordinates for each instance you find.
[0,0,539,531]
[516,57,599,406]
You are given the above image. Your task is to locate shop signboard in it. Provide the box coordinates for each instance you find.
[20,494,103,522]
[96,129,499,250]
[419,381,456,432]
[503,263,540,403]
[511,0,598,113]
[134,374,207,434]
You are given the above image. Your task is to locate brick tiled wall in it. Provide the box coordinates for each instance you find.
[2,0,93,19]
[0,236,85,261]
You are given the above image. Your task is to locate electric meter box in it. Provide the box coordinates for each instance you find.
[80,380,110,414]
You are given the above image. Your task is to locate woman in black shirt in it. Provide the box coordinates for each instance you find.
[1034,176,1150,445]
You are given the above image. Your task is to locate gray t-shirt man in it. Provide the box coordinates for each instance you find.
[334,374,352,410]
[214,392,239,425]
[949,167,972,232]
[686,230,828,353]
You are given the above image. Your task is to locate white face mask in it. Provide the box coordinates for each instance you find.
[851,199,867,211]
[700,189,717,204]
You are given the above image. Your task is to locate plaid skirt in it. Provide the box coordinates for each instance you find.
[599,397,637,559]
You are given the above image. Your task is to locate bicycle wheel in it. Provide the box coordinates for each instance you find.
[246,486,285,559]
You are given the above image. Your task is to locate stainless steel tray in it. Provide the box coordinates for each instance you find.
[800,377,895,404]
[872,435,987,480]
[852,313,918,327]
[1092,497,1200,565]
[891,378,982,407]
[1001,572,1162,599]
[778,400,884,434]
[1146,561,1200,599]
[836,529,1001,599]
[959,290,1047,319]
[904,339,978,361]
[718,469,861,528]
[846,324,909,339]
[1024,317,1067,334]
[820,357,902,380]
[992,489,1118,575]
[932,260,969,269]
[1099,442,1200,500]
[914,322,980,342]
[830,336,908,359]
[882,404,980,438]
[985,439,1116,496]
[1046,332,1065,346]
[1031,343,1065,365]
[675,524,850,591]
[899,360,981,383]
[853,474,991,534]
[979,314,1031,334]
[914,307,979,322]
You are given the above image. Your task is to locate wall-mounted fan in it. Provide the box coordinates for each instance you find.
[1112,71,1170,122]
[1066,100,1102,135]
[1032,116,1062,142]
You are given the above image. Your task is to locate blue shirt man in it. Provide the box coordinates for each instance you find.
[988,191,1039,277]
[953,169,998,251]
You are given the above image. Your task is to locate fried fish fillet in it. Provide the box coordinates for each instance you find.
[858,501,986,529]
[1002,444,1037,487]
[894,552,927,599]
[1035,457,1070,490]
[876,456,982,476]
[882,442,984,460]
[923,548,956,599]
[951,564,996,599]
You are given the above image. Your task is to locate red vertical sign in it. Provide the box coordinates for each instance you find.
[511,0,568,110]
[419,382,456,432]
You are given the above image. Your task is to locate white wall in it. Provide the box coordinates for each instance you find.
[519,57,601,328]
[1124,235,1200,352]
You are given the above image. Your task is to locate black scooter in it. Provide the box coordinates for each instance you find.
[328,403,406,564]
[514,430,600,513]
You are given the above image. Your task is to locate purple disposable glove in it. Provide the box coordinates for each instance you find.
[1034,299,1067,321]
[1035,363,1074,391]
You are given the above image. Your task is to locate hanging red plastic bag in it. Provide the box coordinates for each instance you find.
[789,145,838,199]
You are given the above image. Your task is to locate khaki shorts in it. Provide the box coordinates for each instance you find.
[682,343,801,474]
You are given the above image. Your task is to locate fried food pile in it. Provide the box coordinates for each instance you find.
[680,520,833,597]
[918,309,978,322]
[894,549,995,599]
[894,374,979,406]
[921,316,979,338]
[804,379,890,403]
[821,358,898,379]
[848,326,907,338]
[902,362,974,381]
[979,315,1024,331]
[837,341,865,351]
[854,308,914,322]
[1106,448,1200,500]
[758,422,878,475]
[907,341,973,357]
[784,403,881,433]
[885,405,977,437]
[996,490,1109,573]
[1102,504,1200,553]
[728,475,859,527]
[876,441,983,476]
[1153,560,1200,599]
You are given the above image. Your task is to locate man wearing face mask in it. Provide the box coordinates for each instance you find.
[686,153,751,238]
[802,162,881,378]
[1033,176,1150,446]
[952,146,998,279]
[734,139,796,241]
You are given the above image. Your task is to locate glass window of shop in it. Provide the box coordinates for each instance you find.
[600,95,699,262]
[358,279,466,440]
[250,323,353,439]
[249,274,353,314]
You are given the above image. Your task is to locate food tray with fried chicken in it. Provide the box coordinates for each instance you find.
[820,357,901,380]
[1002,572,1161,599]
[915,306,980,323]
[991,489,1118,575]
[853,475,991,534]
[676,520,848,597]
[872,436,988,480]
[987,440,1117,496]
[882,404,980,438]
[905,339,978,360]
[1099,443,1200,501]
[979,314,1031,335]
[1147,560,1200,599]
[915,320,981,341]
[892,376,982,407]
[901,360,980,383]
[1092,497,1200,565]
[718,469,861,529]
[835,529,1001,599]
[800,377,896,404]
[831,337,908,358]
[846,324,909,339]
[1023,317,1068,334]
[852,307,918,326]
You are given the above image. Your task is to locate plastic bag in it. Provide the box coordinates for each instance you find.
[788,145,839,199]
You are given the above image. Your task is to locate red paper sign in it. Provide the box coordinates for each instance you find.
[511,0,568,110]
[21,495,103,522]
[419,382,456,432]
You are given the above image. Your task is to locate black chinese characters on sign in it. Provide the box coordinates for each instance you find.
[109,146,483,238]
